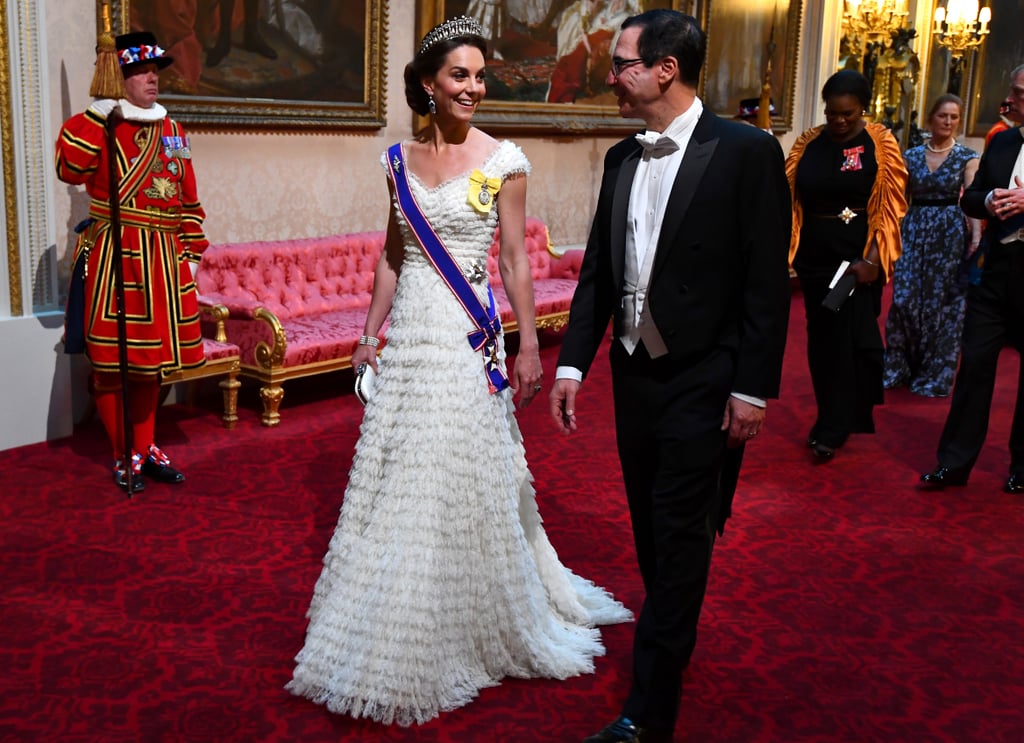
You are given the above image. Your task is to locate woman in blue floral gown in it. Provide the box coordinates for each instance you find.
[883,94,981,397]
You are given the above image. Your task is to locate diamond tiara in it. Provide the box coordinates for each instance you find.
[418,15,484,55]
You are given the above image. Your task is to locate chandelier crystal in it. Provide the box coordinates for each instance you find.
[843,0,909,46]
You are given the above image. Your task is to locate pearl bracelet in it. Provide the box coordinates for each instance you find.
[358,335,381,348]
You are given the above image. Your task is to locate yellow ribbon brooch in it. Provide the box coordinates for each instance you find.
[468,169,502,214]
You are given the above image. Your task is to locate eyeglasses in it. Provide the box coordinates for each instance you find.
[610,57,644,77]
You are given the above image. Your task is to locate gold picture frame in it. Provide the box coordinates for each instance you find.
[416,0,699,134]
[99,0,387,130]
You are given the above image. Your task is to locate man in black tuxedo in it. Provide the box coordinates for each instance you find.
[548,10,791,742]
[921,63,1024,494]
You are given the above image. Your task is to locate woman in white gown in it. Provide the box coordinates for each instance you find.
[286,15,631,727]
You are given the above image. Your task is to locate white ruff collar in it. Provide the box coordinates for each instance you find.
[118,100,167,123]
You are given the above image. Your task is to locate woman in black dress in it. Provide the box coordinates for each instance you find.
[785,70,909,460]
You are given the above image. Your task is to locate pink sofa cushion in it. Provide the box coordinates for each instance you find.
[200,337,240,361]
[492,278,577,324]
[486,217,553,284]
[197,233,385,321]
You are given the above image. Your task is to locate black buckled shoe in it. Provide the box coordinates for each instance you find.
[919,465,969,489]
[583,717,645,743]
[1004,473,1024,494]
[113,454,145,495]
[141,444,186,484]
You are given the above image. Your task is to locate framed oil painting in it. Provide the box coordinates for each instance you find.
[416,0,799,133]
[700,0,801,133]
[98,0,387,130]
[416,0,699,133]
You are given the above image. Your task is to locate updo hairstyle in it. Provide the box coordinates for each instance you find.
[404,34,487,116]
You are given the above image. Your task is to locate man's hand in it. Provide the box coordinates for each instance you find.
[992,176,1024,220]
[550,378,581,434]
[721,396,765,448]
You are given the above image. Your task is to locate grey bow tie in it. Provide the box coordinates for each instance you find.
[635,131,678,157]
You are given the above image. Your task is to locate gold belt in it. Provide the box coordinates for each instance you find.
[89,201,182,232]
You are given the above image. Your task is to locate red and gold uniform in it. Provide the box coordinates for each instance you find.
[56,101,208,377]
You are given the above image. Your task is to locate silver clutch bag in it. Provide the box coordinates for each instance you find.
[354,362,377,406]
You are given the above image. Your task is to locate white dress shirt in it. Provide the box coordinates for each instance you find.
[628,100,702,274]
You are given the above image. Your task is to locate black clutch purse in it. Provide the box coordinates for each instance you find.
[822,261,856,313]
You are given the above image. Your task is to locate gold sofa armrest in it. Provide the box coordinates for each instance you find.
[253,306,287,371]
[199,303,229,343]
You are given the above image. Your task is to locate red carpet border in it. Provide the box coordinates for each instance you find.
[1,289,1022,742]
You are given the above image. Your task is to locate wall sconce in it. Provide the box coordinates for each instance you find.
[933,0,991,94]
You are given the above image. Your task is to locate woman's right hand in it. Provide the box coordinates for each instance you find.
[351,343,379,374]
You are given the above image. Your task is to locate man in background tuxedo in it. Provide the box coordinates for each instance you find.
[921,63,1024,494]
[548,10,791,742]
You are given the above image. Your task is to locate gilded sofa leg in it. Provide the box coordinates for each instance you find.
[219,372,241,429]
[259,382,284,427]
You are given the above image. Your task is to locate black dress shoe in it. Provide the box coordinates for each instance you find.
[114,470,145,494]
[113,456,145,495]
[919,465,969,488]
[583,716,644,743]
[141,445,186,484]
[811,442,835,460]
[142,457,185,483]
[1004,473,1024,494]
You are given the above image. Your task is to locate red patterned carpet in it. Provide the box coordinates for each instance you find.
[2,288,1023,742]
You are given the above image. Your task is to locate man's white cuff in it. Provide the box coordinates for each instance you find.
[555,365,584,383]
[731,392,766,408]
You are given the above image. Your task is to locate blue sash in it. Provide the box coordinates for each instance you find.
[387,143,509,393]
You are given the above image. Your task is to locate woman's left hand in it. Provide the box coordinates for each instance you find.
[511,348,543,409]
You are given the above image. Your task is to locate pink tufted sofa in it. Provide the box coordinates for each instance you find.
[195,218,581,426]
